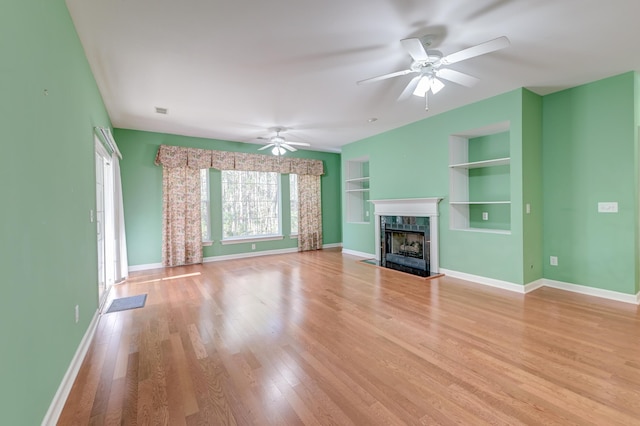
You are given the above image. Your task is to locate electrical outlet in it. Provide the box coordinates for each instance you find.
[526,203,531,214]
[251,244,256,250]
[90,209,94,223]
[550,256,558,266]
[482,212,488,221]
[598,202,618,213]
[75,305,79,323]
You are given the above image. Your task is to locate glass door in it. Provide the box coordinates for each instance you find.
[95,138,115,309]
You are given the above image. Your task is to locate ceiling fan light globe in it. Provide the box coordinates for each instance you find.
[413,76,431,97]
[272,146,286,156]
[431,77,445,94]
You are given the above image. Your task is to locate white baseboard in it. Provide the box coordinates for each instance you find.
[204,247,299,263]
[436,269,639,305]
[322,242,343,249]
[440,268,528,294]
[130,244,344,269]
[524,278,545,293]
[341,248,375,259]
[542,278,640,305]
[128,262,163,272]
[42,310,101,426]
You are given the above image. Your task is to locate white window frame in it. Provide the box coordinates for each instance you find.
[220,170,283,244]
[200,169,212,244]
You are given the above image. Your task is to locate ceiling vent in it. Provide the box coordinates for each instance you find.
[155,107,168,114]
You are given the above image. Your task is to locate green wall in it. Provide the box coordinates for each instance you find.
[0,1,111,423]
[342,73,638,294]
[114,129,342,266]
[342,89,537,284]
[521,89,544,284]
[542,72,638,294]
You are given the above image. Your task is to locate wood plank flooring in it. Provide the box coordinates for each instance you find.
[58,248,640,425]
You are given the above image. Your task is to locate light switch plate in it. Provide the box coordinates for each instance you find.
[598,202,618,213]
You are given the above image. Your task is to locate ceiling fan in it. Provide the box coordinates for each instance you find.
[357,35,510,110]
[257,127,311,156]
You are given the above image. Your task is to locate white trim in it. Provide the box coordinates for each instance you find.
[542,279,640,305]
[524,279,545,293]
[221,235,284,245]
[204,247,299,262]
[436,269,639,305]
[129,243,342,271]
[42,310,100,426]
[440,268,527,293]
[129,262,164,272]
[370,197,443,273]
[370,197,443,217]
[94,127,122,159]
[342,248,375,258]
[322,242,343,249]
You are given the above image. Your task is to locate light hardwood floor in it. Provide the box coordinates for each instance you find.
[59,248,640,425]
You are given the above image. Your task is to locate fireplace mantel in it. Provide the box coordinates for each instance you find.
[370,198,442,217]
[371,198,443,273]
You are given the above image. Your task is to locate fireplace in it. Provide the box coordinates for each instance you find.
[382,216,430,276]
[370,198,442,277]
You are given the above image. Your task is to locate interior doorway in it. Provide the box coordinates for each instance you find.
[95,137,115,309]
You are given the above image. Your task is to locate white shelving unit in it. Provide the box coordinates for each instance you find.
[345,158,370,223]
[449,122,511,233]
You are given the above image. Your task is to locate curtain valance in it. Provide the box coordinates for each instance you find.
[154,145,324,176]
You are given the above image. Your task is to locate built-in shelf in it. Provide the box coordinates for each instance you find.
[450,201,511,205]
[449,121,511,233]
[449,157,510,169]
[345,157,370,223]
[456,227,512,235]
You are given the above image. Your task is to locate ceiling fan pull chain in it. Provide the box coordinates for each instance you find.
[425,92,429,111]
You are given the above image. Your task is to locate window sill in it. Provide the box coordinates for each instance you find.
[221,235,284,245]
[202,241,213,247]
[290,234,298,239]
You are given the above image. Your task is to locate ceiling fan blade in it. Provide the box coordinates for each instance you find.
[282,144,297,152]
[437,68,479,87]
[258,144,275,151]
[283,141,310,147]
[397,75,422,101]
[400,37,429,62]
[441,36,510,65]
[257,136,270,140]
[357,69,413,85]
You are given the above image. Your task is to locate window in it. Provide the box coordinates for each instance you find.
[200,169,211,241]
[221,170,281,239]
[289,174,298,235]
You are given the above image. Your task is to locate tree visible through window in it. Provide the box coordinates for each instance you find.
[221,170,280,238]
[290,174,298,235]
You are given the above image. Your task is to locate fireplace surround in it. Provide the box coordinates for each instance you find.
[371,198,442,277]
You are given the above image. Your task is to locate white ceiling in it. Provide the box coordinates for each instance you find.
[66,0,640,153]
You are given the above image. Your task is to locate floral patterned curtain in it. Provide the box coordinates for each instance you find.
[297,174,323,251]
[157,145,323,176]
[155,145,324,263]
[155,147,212,267]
